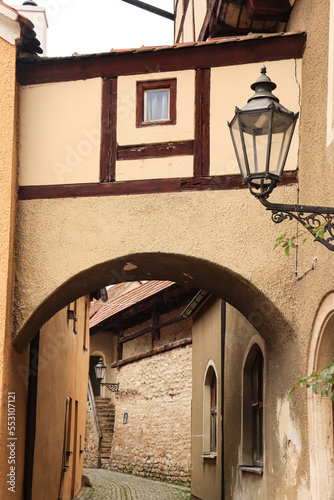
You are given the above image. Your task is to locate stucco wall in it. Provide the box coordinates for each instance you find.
[110,345,192,484]
[19,78,102,186]
[32,296,89,500]
[191,297,222,500]
[0,35,28,500]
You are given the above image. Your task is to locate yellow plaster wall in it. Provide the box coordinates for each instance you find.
[117,70,195,145]
[19,78,102,186]
[116,155,193,181]
[193,0,207,41]
[174,0,183,41]
[210,59,301,176]
[183,0,194,42]
[0,36,28,500]
[32,296,89,500]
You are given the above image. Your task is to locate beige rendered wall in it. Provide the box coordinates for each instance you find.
[19,78,102,186]
[192,0,207,41]
[210,58,301,176]
[0,35,29,500]
[223,303,266,499]
[32,296,89,500]
[192,297,222,500]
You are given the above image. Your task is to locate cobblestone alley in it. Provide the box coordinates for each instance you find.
[74,468,191,500]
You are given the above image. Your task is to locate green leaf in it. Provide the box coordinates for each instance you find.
[312,383,319,394]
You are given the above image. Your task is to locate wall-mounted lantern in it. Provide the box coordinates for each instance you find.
[94,357,119,393]
[94,357,107,382]
[228,66,334,251]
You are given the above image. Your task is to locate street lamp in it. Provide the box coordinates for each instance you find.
[94,357,119,393]
[228,66,334,251]
[94,357,107,382]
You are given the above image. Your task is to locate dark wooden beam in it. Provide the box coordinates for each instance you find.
[100,78,117,182]
[198,0,216,41]
[17,33,306,86]
[175,0,190,43]
[111,337,192,367]
[121,0,174,20]
[117,140,194,161]
[18,170,299,200]
[194,69,210,177]
[118,314,188,344]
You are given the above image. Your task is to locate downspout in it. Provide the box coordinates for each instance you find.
[221,300,226,500]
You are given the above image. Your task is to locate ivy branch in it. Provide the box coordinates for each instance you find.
[288,358,334,401]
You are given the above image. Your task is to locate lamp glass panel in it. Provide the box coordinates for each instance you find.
[94,361,106,380]
[240,111,271,187]
[230,116,248,181]
[269,113,296,178]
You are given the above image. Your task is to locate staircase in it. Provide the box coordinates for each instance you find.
[95,397,116,467]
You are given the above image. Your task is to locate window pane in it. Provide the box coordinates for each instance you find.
[145,89,170,122]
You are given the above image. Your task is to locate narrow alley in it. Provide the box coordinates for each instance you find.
[74,468,191,500]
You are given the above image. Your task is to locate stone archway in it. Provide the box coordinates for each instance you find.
[13,251,291,353]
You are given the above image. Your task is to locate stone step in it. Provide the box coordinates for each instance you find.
[94,396,115,465]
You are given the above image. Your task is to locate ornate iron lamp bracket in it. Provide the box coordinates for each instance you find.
[101,382,119,393]
[260,198,334,251]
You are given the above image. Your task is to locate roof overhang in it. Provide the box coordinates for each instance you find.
[17,31,306,86]
[0,1,42,53]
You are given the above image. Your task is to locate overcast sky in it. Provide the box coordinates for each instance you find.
[6,0,174,56]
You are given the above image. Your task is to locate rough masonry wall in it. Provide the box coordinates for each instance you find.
[110,345,192,484]
[84,401,99,468]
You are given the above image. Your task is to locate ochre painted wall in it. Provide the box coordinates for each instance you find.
[31,296,89,500]
[0,35,28,500]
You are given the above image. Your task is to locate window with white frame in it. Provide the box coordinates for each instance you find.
[136,79,176,127]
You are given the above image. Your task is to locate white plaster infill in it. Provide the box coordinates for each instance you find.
[0,7,20,46]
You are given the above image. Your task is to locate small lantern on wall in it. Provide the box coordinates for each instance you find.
[94,357,107,382]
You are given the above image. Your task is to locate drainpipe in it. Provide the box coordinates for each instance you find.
[221,300,226,500]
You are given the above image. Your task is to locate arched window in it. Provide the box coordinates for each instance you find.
[203,362,218,456]
[241,344,264,471]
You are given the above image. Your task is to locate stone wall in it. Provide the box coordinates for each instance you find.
[110,345,192,484]
[84,401,99,468]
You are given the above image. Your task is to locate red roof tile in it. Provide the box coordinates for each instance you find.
[89,280,174,328]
